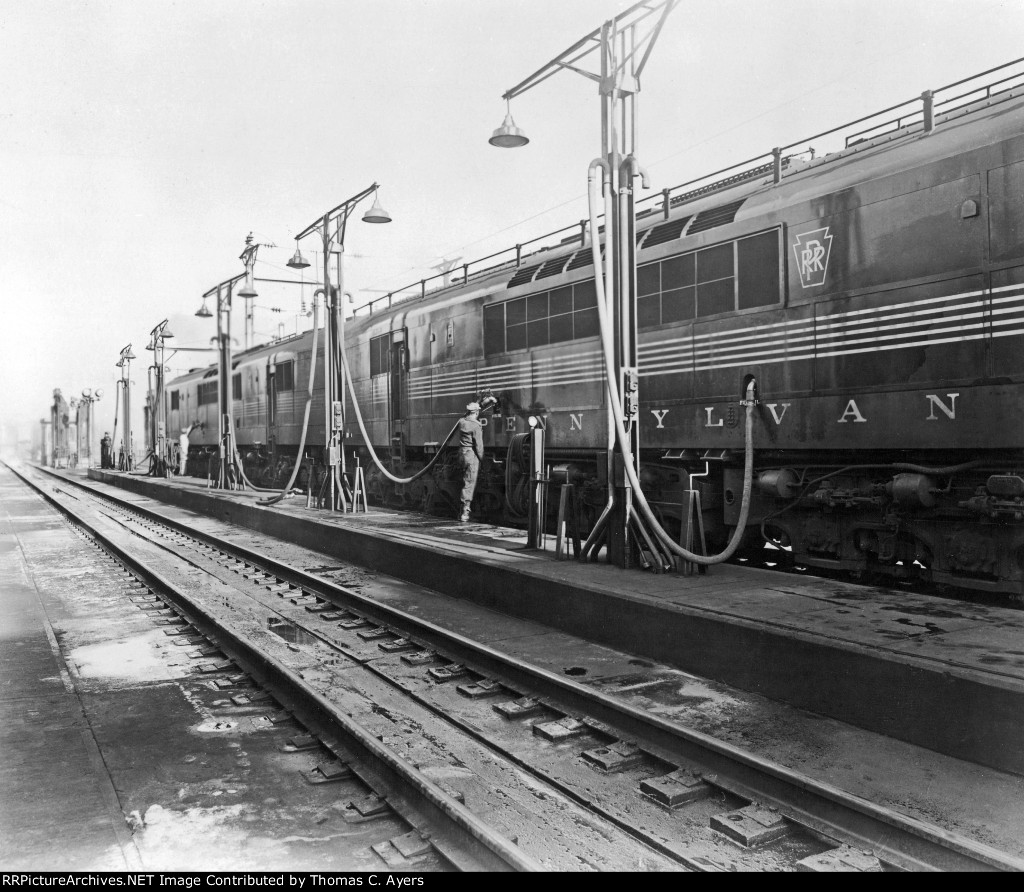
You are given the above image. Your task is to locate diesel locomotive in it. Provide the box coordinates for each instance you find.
[166,60,1024,596]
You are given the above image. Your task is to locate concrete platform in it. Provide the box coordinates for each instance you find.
[82,467,1024,777]
[0,474,138,869]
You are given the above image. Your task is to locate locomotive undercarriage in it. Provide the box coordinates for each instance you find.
[743,458,1024,597]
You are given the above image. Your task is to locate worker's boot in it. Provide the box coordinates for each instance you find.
[459,501,470,522]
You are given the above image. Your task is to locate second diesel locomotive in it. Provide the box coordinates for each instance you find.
[167,61,1024,596]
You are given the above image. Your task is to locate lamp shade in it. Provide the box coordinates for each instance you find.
[362,194,392,224]
[287,246,310,269]
[195,300,212,318]
[237,275,258,299]
[160,326,174,339]
[489,112,529,148]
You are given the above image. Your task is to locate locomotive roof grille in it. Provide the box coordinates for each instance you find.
[535,255,572,280]
[639,216,693,249]
[566,246,601,270]
[507,262,544,288]
[686,199,746,235]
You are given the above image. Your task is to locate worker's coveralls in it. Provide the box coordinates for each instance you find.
[456,415,483,521]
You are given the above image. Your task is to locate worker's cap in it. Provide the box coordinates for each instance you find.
[466,402,481,412]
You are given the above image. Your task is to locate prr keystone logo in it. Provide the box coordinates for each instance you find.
[793,227,833,288]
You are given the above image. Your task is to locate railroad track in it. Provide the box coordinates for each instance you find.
[10,461,1024,872]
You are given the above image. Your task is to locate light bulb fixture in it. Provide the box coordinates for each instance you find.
[362,188,392,224]
[195,298,212,318]
[287,239,310,269]
[237,273,258,299]
[489,99,529,148]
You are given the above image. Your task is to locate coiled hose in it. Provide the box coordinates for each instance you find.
[338,341,461,486]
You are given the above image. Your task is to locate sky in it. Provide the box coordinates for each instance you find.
[2,0,1022,451]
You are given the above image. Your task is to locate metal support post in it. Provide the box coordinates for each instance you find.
[526,424,546,549]
[493,0,678,569]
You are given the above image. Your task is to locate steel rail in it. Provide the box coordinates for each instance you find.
[8,462,540,873]
[29,463,1024,873]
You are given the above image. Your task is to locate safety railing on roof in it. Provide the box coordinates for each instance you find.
[352,56,1024,322]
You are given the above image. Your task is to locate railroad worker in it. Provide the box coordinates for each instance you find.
[178,422,200,475]
[456,402,484,522]
[100,432,112,469]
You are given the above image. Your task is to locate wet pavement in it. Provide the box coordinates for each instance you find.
[0,467,450,871]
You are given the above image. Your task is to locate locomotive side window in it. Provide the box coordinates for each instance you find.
[197,381,218,406]
[483,304,505,354]
[573,281,599,338]
[527,292,549,347]
[232,373,242,401]
[276,360,295,392]
[370,334,391,376]
[484,278,603,355]
[635,228,781,327]
[737,230,781,309]
[170,390,179,410]
[661,253,696,323]
[696,243,735,316]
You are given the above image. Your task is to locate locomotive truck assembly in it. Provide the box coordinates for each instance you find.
[164,60,1024,596]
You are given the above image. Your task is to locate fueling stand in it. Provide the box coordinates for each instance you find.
[525,418,546,550]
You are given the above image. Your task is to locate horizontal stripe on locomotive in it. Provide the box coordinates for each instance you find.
[640,288,996,360]
[407,353,604,398]
[395,281,1024,394]
[640,284,1024,370]
[409,372,605,400]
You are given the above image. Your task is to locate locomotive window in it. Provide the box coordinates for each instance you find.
[662,285,696,323]
[170,391,179,410]
[506,322,527,352]
[549,285,573,317]
[574,307,599,339]
[506,297,527,326]
[638,293,661,327]
[548,286,574,346]
[370,334,391,376]
[573,280,597,309]
[232,373,242,401]
[484,304,505,354]
[527,318,549,348]
[736,230,780,310]
[198,380,218,406]
[549,311,574,343]
[697,243,734,284]
[276,360,295,392]
[697,277,735,316]
[482,276,609,355]
[527,292,548,321]
[633,229,781,327]
[637,263,660,297]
